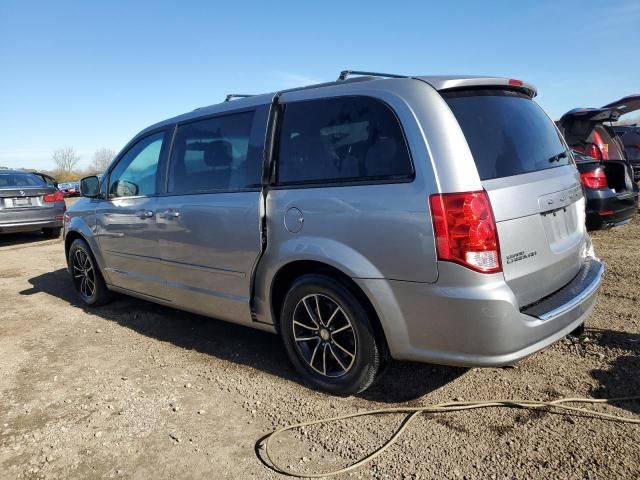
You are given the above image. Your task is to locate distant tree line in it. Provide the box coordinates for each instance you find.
[43,147,117,182]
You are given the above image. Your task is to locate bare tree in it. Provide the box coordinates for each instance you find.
[92,147,116,173]
[52,147,80,173]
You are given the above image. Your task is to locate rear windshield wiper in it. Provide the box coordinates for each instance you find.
[548,150,568,163]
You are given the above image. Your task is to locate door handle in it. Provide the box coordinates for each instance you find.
[137,210,155,219]
[158,210,180,219]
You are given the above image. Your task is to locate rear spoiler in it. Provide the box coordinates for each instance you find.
[416,76,537,98]
[337,72,538,98]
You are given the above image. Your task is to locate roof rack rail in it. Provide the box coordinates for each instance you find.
[337,70,407,81]
[224,94,255,102]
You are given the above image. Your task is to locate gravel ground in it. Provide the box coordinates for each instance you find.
[0,212,638,479]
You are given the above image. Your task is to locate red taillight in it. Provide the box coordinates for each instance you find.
[585,144,603,160]
[508,79,524,86]
[592,131,609,160]
[429,190,501,274]
[580,168,608,189]
[43,191,65,202]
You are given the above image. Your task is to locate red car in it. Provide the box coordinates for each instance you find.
[58,182,80,197]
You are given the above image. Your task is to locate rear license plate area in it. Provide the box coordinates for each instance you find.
[8,197,33,207]
[541,206,574,239]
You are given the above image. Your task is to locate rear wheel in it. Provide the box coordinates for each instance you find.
[67,239,112,306]
[280,274,381,395]
[42,227,62,238]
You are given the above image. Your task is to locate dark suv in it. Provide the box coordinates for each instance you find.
[614,124,640,182]
[558,97,640,229]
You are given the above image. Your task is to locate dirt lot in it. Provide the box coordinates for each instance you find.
[0,209,638,480]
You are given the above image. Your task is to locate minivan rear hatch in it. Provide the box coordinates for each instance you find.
[442,89,586,307]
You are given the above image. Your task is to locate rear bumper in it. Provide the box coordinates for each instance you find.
[0,219,63,234]
[356,258,604,367]
[585,188,638,229]
[0,202,66,234]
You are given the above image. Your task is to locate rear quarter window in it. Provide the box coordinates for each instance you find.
[276,96,413,185]
[444,90,568,180]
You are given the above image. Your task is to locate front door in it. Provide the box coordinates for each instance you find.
[96,130,169,299]
[156,107,268,324]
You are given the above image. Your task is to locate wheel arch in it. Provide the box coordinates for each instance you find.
[269,260,390,357]
[64,224,108,280]
[64,230,86,258]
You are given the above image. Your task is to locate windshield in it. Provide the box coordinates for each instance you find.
[444,90,570,180]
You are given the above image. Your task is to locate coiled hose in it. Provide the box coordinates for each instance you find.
[261,396,640,478]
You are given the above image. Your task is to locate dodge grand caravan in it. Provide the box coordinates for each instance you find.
[64,71,604,395]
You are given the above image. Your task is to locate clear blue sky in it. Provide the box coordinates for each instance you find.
[1,0,638,170]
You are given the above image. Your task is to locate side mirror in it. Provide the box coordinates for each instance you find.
[113,180,138,197]
[80,176,101,198]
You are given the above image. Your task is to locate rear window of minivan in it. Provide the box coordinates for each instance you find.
[443,90,569,180]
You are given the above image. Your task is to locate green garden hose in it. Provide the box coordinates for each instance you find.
[261,396,640,478]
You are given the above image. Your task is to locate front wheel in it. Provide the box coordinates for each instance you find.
[280,274,381,395]
[67,239,112,306]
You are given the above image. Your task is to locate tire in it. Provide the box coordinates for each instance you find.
[280,274,381,395]
[43,227,62,238]
[67,238,112,307]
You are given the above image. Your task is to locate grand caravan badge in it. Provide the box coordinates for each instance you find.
[506,250,537,264]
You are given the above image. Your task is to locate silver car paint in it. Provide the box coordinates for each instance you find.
[95,195,166,298]
[65,75,603,366]
[484,167,587,307]
[417,75,537,97]
[355,260,601,366]
[155,191,262,323]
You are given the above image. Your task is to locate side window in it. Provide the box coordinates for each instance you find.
[168,111,258,194]
[34,174,56,187]
[276,96,413,184]
[109,132,164,198]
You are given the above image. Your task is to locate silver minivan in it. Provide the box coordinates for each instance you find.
[65,71,604,394]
